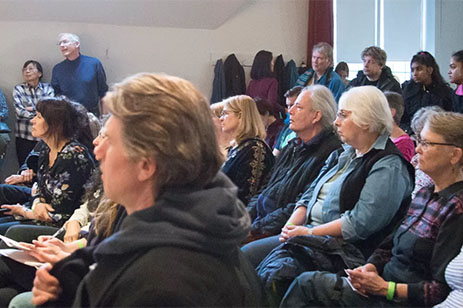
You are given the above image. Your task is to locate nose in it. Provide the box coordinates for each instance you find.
[93,139,104,161]
[334,117,341,127]
[289,104,296,115]
[416,143,423,154]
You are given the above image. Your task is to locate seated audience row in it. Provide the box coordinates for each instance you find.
[280,111,463,307]
[0,44,462,308]
[243,87,413,291]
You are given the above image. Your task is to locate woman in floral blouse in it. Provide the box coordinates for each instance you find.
[0,97,94,239]
[220,95,274,204]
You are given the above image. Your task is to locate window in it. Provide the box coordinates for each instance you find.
[334,0,433,84]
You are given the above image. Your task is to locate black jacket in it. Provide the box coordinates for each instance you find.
[224,54,246,97]
[248,128,342,236]
[348,66,402,94]
[48,173,267,307]
[401,80,453,132]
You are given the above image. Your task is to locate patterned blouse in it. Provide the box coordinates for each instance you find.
[221,138,274,204]
[35,139,95,227]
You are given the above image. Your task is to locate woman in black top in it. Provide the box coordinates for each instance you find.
[220,95,274,204]
[401,51,453,133]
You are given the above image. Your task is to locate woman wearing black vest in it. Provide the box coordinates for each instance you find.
[243,86,413,275]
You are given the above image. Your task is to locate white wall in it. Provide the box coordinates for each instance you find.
[0,0,309,176]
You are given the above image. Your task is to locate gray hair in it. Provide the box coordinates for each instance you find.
[302,85,337,130]
[58,33,80,44]
[313,42,333,65]
[426,112,463,150]
[339,86,393,135]
[410,105,444,135]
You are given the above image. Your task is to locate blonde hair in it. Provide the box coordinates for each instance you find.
[104,73,222,192]
[210,101,225,118]
[222,95,266,144]
[339,86,393,135]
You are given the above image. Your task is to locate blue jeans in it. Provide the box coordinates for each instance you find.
[241,235,281,268]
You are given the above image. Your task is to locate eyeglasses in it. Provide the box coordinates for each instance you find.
[416,136,460,149]
[57,40,75,47]
[220,110,237,117]
[22,67,37,73]
[336,109,352,119]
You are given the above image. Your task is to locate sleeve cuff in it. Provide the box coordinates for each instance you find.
[340,213,358,241]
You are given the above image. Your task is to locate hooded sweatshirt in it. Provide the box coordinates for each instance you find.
[49,172,265,307]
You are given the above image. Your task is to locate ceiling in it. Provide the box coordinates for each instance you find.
[0,0,251,29]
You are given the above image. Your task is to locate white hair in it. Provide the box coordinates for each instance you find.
[302,85,337,129]
[58,33,80,44]
[339,86,393,135]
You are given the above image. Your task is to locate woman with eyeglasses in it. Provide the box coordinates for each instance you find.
[243,87,413,300]
[220,95,274,204]
[0,98,94,240]
[13,60,55,165]
[281,111,463,308]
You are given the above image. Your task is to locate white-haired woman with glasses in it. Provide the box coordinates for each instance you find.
[281,111,463,307]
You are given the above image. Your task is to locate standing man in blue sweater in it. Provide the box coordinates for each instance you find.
[52,33,108,116]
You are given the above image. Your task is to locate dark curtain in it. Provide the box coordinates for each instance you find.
[307,0,333,66]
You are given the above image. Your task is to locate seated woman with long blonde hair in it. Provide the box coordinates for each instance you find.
[220,95,274,204]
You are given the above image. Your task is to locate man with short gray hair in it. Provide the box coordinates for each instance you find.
[51,33,108,116]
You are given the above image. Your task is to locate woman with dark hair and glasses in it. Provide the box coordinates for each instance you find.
[246,50,279,107]
[0,97,94,240]
[13,60,55,165]
[401,51,453,133]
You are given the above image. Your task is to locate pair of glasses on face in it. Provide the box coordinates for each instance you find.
[57,40,75,47]
[416,136,460,149]
[22,67,37,73]
[220,110,236,117]
[336,109,352,119]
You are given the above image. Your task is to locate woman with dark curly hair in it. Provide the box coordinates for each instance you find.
[0,97,94,239]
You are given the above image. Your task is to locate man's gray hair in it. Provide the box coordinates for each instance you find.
[58,33,80,44]
[313,42,333,65]
[303,85,337,129]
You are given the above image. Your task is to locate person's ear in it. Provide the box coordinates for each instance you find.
[390,108,397,118]
[450,147,463,166]
[137,157,156,182]
[427,66,433,76]
[312,110,322,125]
